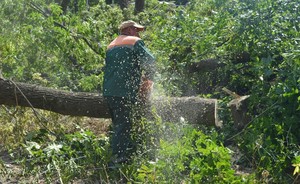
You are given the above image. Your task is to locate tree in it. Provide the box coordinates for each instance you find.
[135,0,144,13]
[105,0,112,4]
[60,0,70,14]
[119,0,129,9]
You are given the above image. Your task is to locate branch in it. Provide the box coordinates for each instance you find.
[188,59,224,73]
[28,2,101,55]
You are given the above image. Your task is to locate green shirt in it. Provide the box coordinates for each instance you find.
[103,35,155,101]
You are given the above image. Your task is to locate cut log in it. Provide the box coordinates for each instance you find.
[0,78,220,126]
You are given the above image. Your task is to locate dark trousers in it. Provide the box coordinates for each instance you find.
[105,96,136,162]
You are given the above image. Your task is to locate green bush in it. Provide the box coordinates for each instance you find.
[135,126,247,183]
[22,128,110,183]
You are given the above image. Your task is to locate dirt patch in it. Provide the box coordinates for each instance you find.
[79,117,111,136]
[228,145,253,177]
[0,147,23,183]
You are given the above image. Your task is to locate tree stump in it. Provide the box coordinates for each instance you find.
[228,95,251,130]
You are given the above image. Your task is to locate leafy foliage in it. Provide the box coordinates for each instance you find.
[19,123,245,183]
[0,0,123,91]
[136,126,245,183]
[22,128,110,182]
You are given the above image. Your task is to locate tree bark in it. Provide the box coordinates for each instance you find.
[60,0,70,14]
[135,0,144,13]
[228,95,251,130]
[0,78,220,126]
[119,0,129,9]
[187,52,251,73]
[105,0,113,4]
[188,59,224,73]
[0,78,110,118]
[154,96,221,127]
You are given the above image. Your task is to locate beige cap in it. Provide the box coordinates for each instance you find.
[119,20,144,31]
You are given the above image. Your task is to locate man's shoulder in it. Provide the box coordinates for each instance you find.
[123,35,141,42]
[108,35,142,49]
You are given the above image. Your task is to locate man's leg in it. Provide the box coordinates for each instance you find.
[106,97,135,163]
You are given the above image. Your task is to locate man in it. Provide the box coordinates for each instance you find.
[103,20,155,165]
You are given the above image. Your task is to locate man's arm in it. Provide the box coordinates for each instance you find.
[134,40,155,102]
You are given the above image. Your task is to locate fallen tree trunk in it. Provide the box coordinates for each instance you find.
[188,59,223,73]
[187,52,251,73]
[0,78,111,118]
[154,96,220,127]
[0,78,221,127]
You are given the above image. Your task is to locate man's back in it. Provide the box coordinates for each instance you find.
[103,35,154,101]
